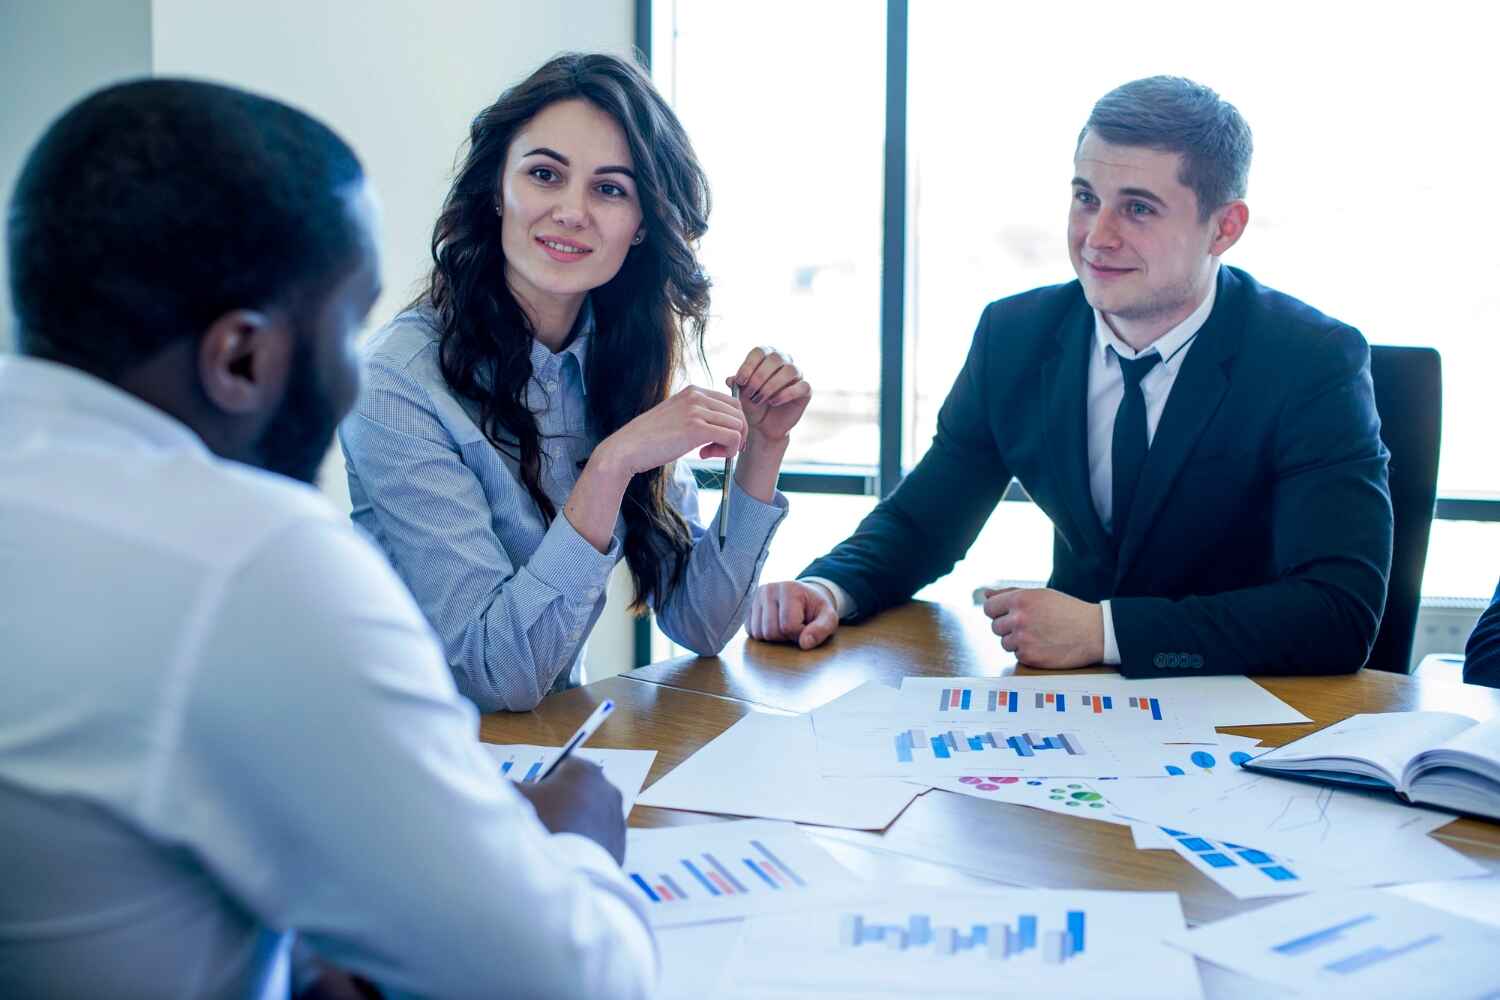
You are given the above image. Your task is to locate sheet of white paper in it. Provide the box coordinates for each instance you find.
[897,676,1217,738]
[1103,770,1454,860]
[717,886,1202,999]
[636,709,922,830]
[1156,825,1487,900]
[1166,889,1500,998]
[656,920,744,999]
[1133,823,1176,849]
[481,744,655,818]
[623,820,865,928]
[924,736,1264,826]
[811,708,1220,779]
[1388,875,1500,929]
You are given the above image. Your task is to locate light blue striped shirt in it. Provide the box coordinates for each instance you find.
[339,303,788,712]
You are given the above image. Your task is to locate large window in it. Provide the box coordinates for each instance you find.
[642,0,1500,662]
[654,0,886,468]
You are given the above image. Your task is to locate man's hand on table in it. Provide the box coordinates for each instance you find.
[512,758,626,864]
[982,587,1104,669]
[747,580,841,650]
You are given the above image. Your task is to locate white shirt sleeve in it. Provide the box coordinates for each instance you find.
[1100,599,1121,666]
[139,518,657,1000]
[799,576,857,620]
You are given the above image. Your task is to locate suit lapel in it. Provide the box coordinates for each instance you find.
[1043,298,1111,560]
[1115,268,1245,579]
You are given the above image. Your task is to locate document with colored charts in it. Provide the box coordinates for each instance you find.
[924,734,1264,823]
[1165,889,1500,998]
[897,676,1225,741]
[810,707,1220,779]
[622,820,865,928]
[714,886,1202,999]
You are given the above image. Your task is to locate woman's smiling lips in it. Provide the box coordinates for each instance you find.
[536,235,593,263]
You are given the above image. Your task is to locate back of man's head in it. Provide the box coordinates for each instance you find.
[7,78,365,381]
[1081,76,1253,222]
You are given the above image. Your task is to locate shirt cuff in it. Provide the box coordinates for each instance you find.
[800,576,856,620]
[719,483,789,563]
[527,511,621,607]
[1100,599,1121,666]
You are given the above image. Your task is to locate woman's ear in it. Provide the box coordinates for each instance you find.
[197,309,295,416]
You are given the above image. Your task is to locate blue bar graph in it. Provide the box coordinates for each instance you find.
[681,859,719,896]
[961,689,972,710]
[744,859,779,888]
[1325,934,1442,974]
[523,761,543,782]
[630,873,660,902]
[841,910,1085,963]
[499,760,514,775]
[1272,914,1377,956]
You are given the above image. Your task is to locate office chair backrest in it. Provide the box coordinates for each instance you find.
[1367,345,1442,673]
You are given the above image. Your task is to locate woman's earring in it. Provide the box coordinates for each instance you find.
[494,204,503,218]
[631,232,645,245]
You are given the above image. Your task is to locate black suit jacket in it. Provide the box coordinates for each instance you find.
[1464,578,1500,689]
[804,266,1393,678]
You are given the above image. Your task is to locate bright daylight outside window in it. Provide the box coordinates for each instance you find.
[907,1,1500,600]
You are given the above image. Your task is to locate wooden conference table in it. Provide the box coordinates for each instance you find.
[480,600,1500,998]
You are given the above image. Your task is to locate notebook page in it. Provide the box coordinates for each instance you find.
[1254,712,1475,788]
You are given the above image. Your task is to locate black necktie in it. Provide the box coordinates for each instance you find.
[1110,348,1162,540]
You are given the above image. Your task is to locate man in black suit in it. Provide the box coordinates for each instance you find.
[748,76,1392,679]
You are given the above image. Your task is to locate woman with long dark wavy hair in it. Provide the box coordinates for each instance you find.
[339,53,811,712]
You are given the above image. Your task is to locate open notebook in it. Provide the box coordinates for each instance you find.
[1243,712,1500,822]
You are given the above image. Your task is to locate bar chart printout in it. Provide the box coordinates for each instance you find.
[718,889,1202,998]
[622,820,863,928]
[927,683,1163,721]
[841,910,1085,964]
[893,727,1086,763]
[1167,889,1500,999]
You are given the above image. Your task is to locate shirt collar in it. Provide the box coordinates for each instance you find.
[0,354,209,454]
[1092,269,1218,375]
[527,297,594,396]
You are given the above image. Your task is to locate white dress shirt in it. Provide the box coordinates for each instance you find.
[0,356,656,1000]
[806,275,1218,666]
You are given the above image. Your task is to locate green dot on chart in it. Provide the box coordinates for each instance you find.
[1067,783,1082,789]
[1066,801,1080,807]
[1070,791,1104,802]
[1049,795,1064,800]
[1089,802,1104,808]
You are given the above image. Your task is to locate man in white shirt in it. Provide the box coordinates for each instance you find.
[0,78,655,999]
[748,76,1391,679]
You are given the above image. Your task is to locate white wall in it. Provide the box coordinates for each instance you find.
[0,0,154,352]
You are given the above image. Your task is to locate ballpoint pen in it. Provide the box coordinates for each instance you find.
[532,699,615,783]
[718,383,738,548]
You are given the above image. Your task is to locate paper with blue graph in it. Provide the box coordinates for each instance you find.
[1166,889,1500,997]
[1101,770,1455,860]
[715,886,1202,998]
[481,744,655,818]
[622,819,864,928]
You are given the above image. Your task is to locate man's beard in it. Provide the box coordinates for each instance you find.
[256,335,341,485]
